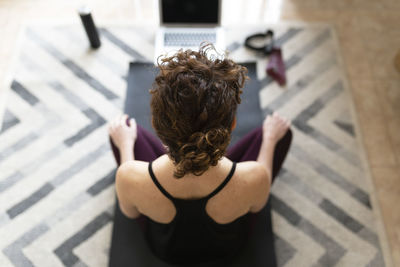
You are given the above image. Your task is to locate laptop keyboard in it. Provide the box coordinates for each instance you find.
[164,32,216,47]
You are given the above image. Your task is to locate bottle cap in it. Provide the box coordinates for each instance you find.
[78,5,91,15]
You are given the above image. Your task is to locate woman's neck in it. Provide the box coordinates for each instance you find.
[157,155,230,180]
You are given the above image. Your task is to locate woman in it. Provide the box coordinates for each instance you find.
[109,45,291,265]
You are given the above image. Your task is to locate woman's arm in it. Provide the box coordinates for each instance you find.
[109,115,141,218]
[116,162,141,218]
[119,142,135,163]
[109,114,137,164]
[256,112,290,178]
[256,136,276,182]
[250,113,290,213]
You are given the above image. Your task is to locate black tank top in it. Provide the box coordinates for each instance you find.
[145,161,250,265]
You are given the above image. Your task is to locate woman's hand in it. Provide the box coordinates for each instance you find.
[262,112,290,143]
[108,114,137,150]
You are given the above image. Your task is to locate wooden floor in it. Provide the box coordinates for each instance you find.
[0,0,399,266]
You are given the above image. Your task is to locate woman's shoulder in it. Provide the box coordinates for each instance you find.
[116,155,169,185]
[116,159,164,202]
[235,160,269,176]
[230,160,271,213]
[117,160,148,179]
[115,161,148,196]
[233,160,270,188]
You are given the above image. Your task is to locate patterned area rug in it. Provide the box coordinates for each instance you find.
[0,23,389,267]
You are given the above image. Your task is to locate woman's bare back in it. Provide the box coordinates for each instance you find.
[116,155,270,224]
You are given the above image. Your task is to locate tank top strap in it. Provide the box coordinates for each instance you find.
[148,161,237,201]
[205,162,236,200]
[148,162,175,201]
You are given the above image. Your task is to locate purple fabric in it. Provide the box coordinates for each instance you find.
[110,125,292,181]
[226,126,292,181]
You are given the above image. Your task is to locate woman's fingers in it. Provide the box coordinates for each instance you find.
[113,115,121,128]
[265,112,291,129]
[109,117,117,131]
[109,114,136,130]
[264,112,292,131]
[119,114,125,126]
[109,114,125,132]
[130,118,136,129]
[111,114,127,127]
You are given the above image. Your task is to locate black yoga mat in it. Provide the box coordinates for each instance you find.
[108,62,277,267]
[123,62,264,147]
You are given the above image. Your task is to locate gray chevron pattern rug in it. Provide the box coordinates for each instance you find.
[0,24,390,267]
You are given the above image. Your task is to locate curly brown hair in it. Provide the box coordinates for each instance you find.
[150,44,248,178]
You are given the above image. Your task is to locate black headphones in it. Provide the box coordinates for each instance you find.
[244,29,275,56]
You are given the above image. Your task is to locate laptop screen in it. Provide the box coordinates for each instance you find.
[161,0,219,25]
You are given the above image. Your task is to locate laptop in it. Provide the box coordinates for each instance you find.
[154,0,225,64]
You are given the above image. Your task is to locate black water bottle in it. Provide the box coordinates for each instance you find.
[78,6,101,49]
